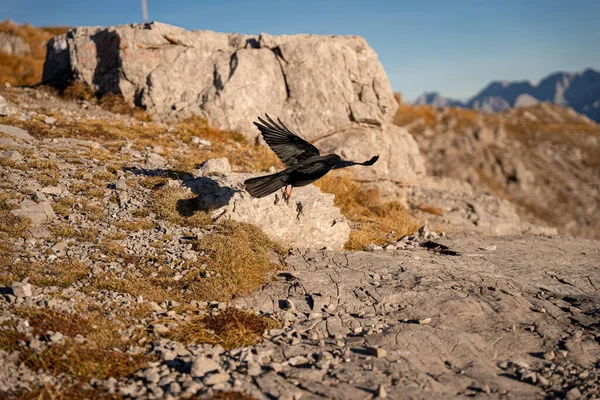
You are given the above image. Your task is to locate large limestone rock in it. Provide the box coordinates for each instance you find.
[183,159,350,250]
[43,22,426,182]
[314,123,426,182]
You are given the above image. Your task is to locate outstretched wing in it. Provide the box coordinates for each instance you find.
[254,114,320,167]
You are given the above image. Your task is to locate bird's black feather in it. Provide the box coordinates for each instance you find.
[244,171,287,198]
[254,114,320,167]
[244,115,380,199]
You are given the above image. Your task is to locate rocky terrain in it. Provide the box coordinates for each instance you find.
[0,21,598,399]
[394,102,600,240]
[414,68,600,123]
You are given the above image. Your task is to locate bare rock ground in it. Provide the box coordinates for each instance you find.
[0,87,598,399]
[235,234,599,399]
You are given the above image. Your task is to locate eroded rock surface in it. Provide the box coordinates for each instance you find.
[234,234,600,399]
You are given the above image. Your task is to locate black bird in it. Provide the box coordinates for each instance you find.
[244,114,379,202]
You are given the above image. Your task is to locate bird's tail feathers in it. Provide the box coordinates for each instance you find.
[244,172,287,198]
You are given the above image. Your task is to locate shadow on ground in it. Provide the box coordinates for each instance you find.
[124,167,240,215]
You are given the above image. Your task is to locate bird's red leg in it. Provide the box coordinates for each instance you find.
[283,185,292,204]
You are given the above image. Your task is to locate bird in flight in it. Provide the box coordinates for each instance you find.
[244,114,379,202]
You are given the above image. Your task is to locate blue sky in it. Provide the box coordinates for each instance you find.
[3,0,600,101]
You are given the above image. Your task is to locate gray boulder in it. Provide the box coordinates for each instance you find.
[313,123,426,182]
[184,160,350,250]
[11,199,56,226]
[43,22,425,183]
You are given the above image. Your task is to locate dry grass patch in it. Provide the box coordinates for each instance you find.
[2,113,280,177]
[70,181,105,198]
[52,196,76,216]
[0,191,21,210]
[0,20,70,86]
[394,104,437,127]
[210,392,257,400]
[139,175,169,190]
[0,210,31,238]
[168,308,280,349]
[90,220,283,304]
[2,307,152,389]
[81,201,106,221]
[98,92,151,121]
[31,340,149,380]
[61,81,94,100]
[151,186,212,228]
[0,258,89,287]
[49,223,77,238]
[32,172,59,186]
[316,175,420,250]
[188,221,284,301]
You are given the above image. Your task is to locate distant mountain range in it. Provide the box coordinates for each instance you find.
[414,68,600,123]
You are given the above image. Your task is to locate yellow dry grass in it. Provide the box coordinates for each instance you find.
[0,306,153,398]
[189,220,284,301]
[0,20,69,87]
[0,210,31,238]
[393,104,437,127]
[0,258,89,287]
[89,220,283,304]
[167,308,280,349]
[315,175,420,250]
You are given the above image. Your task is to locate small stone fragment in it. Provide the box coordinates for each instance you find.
[12,281,33,298]
[365,347,387,358]
[190,356,220,378]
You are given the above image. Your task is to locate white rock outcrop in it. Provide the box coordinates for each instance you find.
[43,22,426,182]
[184,159,350,250]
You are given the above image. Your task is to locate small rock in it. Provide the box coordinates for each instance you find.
[247,361,262,376]
[376,384,387,398]
[2,150,22,162]
[365,347,387,358]
[203,371,229,386]
[0,124,37,141]
[514,360,530,370]
[288,356,309,366]
[11,200,56,225]
[196,158,231,176]
[49,331,64,342]
[543,351,555,361]
[145,371,160,383]
[44,117,57,125]
[152,324,170,335]
[115,179,129,191]
[190,355,220,378]
[145,152,167,167]
[419,317,432,325]
[566,388,581,400]
[52,240,69,252]
[12,281,33,298]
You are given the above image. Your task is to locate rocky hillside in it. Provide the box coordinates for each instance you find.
[0,22,598,399]
[0,20,69,87]
[414,68,600,122]
[394,102,600,239]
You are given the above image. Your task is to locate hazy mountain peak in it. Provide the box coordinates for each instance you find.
[413,68,600,122]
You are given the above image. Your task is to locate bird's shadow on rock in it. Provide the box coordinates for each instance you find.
[124,167,241,216]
